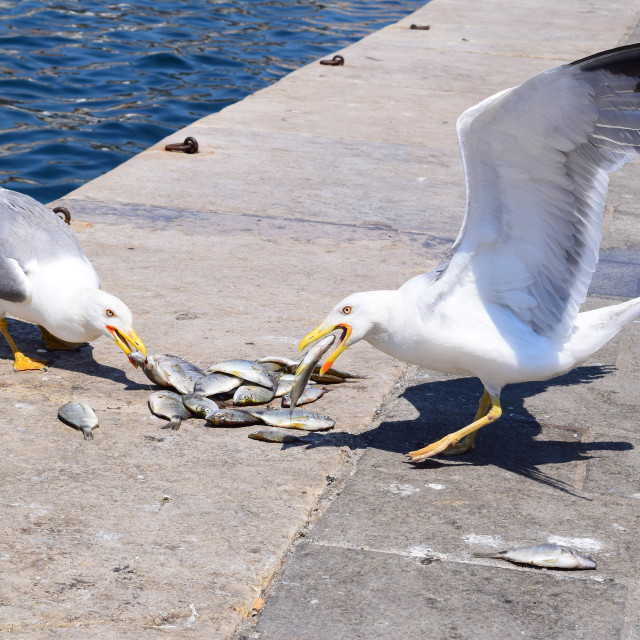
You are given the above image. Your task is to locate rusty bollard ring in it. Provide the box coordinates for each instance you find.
[164,136,199,154]
[410,24,431,30]
[320,55,345,66]
[52,206,71,225]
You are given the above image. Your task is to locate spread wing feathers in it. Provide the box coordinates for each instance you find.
[433,43,640,340]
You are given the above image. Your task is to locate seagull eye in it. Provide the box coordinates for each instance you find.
[342,305,352,315]
[105,309,115,318]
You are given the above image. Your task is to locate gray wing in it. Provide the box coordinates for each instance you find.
[431,44,640,340]
[0,189,98,302]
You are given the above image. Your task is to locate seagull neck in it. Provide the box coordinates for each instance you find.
[40,286,104,343]
[361,289,408,350]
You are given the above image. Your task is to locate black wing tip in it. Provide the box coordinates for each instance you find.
[569,42,640,75]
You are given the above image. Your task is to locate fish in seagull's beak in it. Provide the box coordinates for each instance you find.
[106,325,147,359]
[299,322,352,375]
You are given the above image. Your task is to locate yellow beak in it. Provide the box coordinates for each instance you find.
[299,322,352,375]
[107,325,147,357]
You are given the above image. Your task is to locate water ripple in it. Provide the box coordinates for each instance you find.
[0,0,426,202]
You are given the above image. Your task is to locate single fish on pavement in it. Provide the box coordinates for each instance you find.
[476,544,597,569]
[248,427,303,443]
[58,401,99,440]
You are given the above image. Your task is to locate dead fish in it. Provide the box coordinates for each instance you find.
[281,386,327,407]
[256,361,286,373]
[274,374,297,397]
[148,390,191,430]
[132,351,204,394]
[310,372,360,384]
[205,409,262,427]
[477,544,597,569]
[233,383,277,406]
[182,393,219,419]
[290,334,336,410]
[246,408,335,431]
[312,365,366,380]
[193,371,243,397]
[205,359,276,389]
[257,355,299,372]
[248,427,303,444]
[58,401,99,440]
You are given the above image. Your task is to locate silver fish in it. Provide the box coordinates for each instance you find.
[274,374,297,397]
[58,402,99,440]
[257,355,299,372]
[256,356,365,380]
[310,372,361,384]
[148,390,191,430]
[478,544,597,569]
[233,383,277,406]
[290,335,336,410]
[205,409,262,427]
[248,427,303,444]
[312,365,365,380]
[281,386,327,407]
[205,359,276,389]
[132,351,204,394]
[193,371,243,397]
[182,393,219,419]
[246,408,335,431]
[256,361,286,373]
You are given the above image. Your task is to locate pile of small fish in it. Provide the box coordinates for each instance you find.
[123,334,361,443]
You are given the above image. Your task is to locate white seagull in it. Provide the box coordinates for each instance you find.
[0,188,146,371]
[299,43,640,461]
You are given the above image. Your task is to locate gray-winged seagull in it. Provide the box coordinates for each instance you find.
[0,188,146,370]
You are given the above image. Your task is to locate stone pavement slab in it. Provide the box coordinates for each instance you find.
[249,544,632,640]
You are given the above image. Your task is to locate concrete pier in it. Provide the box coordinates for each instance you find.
[1,0,639,637]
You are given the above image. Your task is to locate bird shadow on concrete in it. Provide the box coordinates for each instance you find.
[0,319,149,391]
[292,365,633,496]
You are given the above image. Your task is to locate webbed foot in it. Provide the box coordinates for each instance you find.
[407,395,501,462]
[13,351,48,372]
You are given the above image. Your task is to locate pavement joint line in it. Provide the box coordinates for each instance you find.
[305,539,615,582]
[621,580,640,640]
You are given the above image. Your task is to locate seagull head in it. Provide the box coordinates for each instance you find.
[299,290,391,373]
[84,290,147,359]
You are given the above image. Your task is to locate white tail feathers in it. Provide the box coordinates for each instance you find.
[566,296,640,364]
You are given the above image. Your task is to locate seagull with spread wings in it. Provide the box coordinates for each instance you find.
[299,43,640,461]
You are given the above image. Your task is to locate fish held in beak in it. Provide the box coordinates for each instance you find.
[299,323,352,376]
[107,325,147,359]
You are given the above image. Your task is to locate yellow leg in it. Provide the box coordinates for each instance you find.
[440,389,491,456]
[38,325,83,351]
[408,392,501,462]
[0,318,48,371]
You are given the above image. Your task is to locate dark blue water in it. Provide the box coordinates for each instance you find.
[0,1,426,203]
